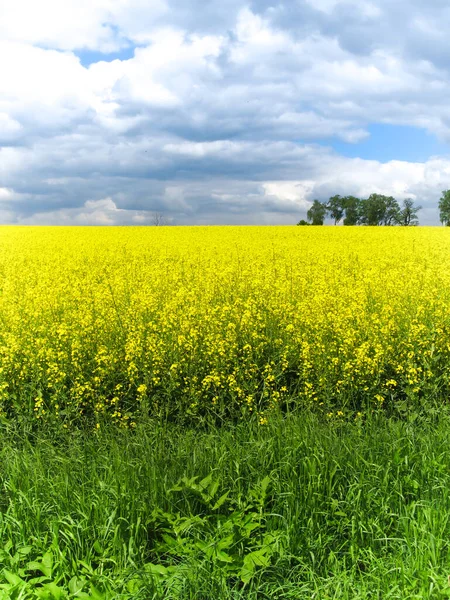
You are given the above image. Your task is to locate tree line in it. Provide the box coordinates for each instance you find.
[298,194,423,226]
[298,190,450,226]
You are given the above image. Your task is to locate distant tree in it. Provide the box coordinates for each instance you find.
[327,195,344,225]
[342,196,361,226]
[152,212,168,226]
[396,198,421,226]
[439,190,450,226]
[307,200,327,225]
[359,195,384,225]
[359,194,400,226]
[297,219,310,226]
[383,196,401,226]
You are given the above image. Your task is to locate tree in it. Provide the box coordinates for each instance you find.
[342,196,361,226]
[307,200,327,225]
[439,190,450,226]
[327,195,344,225]
[359,195,385,225]
[297,219,310,226]
[396,198,421,226]
[152,212,168,226]
[359,194,400,226]
[383,196,401,225]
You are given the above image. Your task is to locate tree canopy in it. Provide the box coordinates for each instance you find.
[327,195,344,225]
[306,200,327,225]
[299,194,423,226]
[397,198,421,226]
[439,190,450,226]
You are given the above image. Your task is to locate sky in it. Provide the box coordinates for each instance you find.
[1,0,450,225]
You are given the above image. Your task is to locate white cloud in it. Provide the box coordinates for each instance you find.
[0,113,22,142]
[1,0,450,224]
[0,0,168,51]
[262,181,314,211]
[0,188,15,200]
[18,197,157,225]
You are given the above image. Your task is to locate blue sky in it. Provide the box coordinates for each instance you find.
[76,47,136,68]
[330,124,450,164]
[1,0,450,224]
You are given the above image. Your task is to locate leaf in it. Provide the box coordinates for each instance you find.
[262,532,282,548]
[240,565,254,585]
[27,559,52,578]
[126,578,141,594]
[199,474,212,489]
[212,491,230,510]
[77,560,94,574]
[240,548,271,583]
[168,483,184,493]
[143,563,169,579]
[42,552,53,575]
[35,582,67,600]
[2,570,25,587]
[249,476,271,507]
[207,479,220,501]
[215,549,234,563]
[244,548,271,569]
[260,476,271,496]
[240,517,261,537]
[216,535,234,551]
[144,563,168,575]
[27,576,49,585]
[161,533,178,548]
[195,540,209,553]
[93,541,103,555]
[89,585,108,600]
[68,576,86,595]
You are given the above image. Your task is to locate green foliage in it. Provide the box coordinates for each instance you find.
[296,219,310,226]
[396,198,421,226]
[439,190,450,225]
[304,194,423,227]
[148,473,284,586]
[1,413,450,598]
[359,194,400,226]
[327,195,345,225]
[342,195,361,225]
[306,200,327,225]
[299,194,425,227]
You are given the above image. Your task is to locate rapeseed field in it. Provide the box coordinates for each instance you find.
[2,226,450,598]
[0,225,448,426]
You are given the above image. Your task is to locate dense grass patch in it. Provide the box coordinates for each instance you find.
[0,411,450,598]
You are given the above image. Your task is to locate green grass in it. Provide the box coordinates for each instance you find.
[1,411,450,598]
